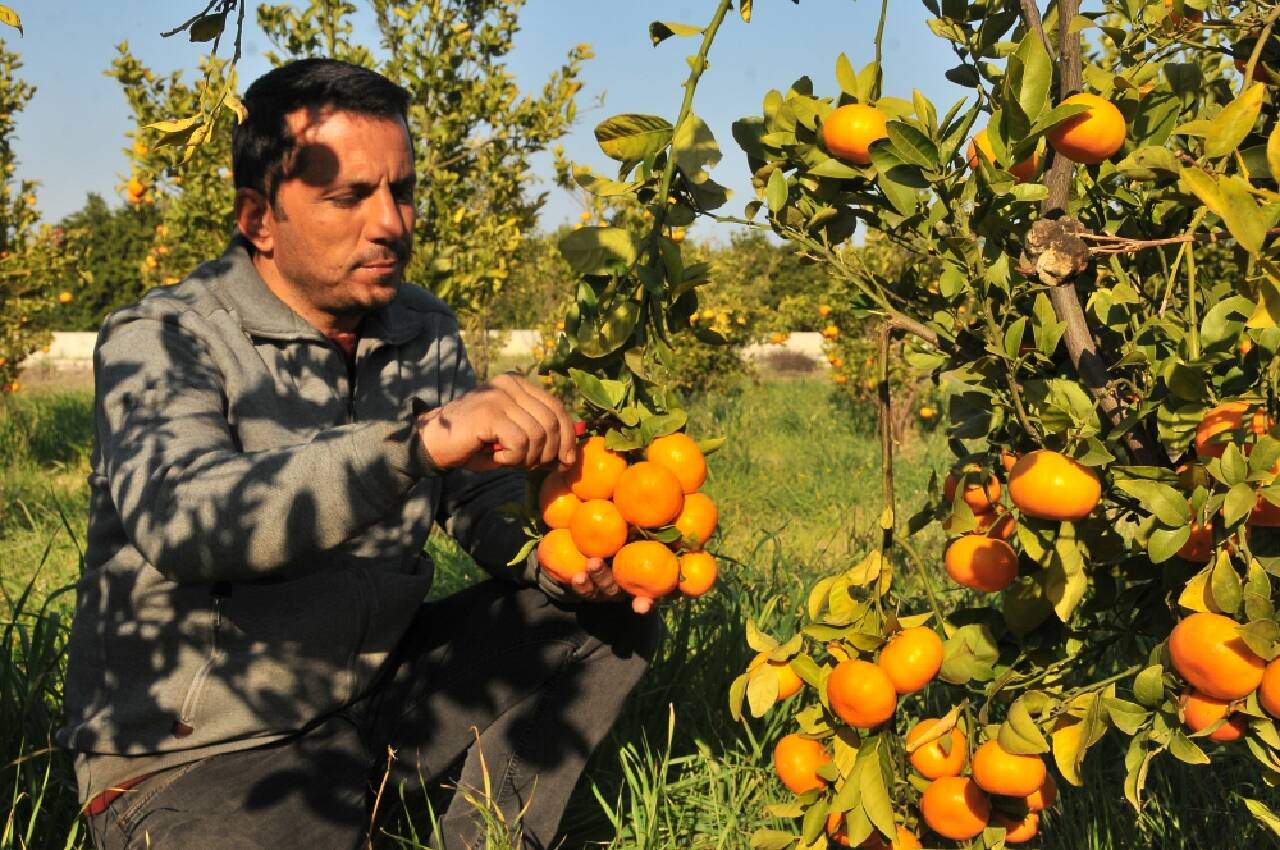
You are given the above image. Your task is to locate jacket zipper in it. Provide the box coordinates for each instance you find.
[175,592,225,734]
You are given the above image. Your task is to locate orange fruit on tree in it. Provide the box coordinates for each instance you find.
[773,733,830,794]
[966,129,1041,182]
[1000,448,1022,473]
[857,825,922,850]
[827,658,897,727]
[971,740,1047,796]
[919,776,990,841]
[944,535,1019,592]
[674,492,718,549]
[612,461,685,528]
[645,432,708,494]
[677,551,717,597]
[1007,450,1101,521]
[906,719,967,779]
[822,103,889,166]
[987,510,1017,541]
[1046,93,1126,165]
[826,814,922,850]
[878,627,944,694]
[538,471,582,530]
[1024,773,1057,811]
[1169,612,1265,700]
[1261,659,1280,718]
[536,528,588,584]
[566,436,627,500]
[943,471,1002,514]
[611,540,679,599]
[1181,691,1247,742]
[992,811,1039,844]
[1177,519,1214,563]
[1194,401,1273,459]
[568,498,629,558]
[749,652,803,700]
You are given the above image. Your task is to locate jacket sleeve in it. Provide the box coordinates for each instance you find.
[96,311,430,583]
[431,333,574,601]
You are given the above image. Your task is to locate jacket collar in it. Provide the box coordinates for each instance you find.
[208,233,420,347]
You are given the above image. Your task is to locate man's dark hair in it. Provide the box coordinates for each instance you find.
[233,58,411,202]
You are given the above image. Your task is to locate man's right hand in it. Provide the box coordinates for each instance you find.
[416,373,578,472]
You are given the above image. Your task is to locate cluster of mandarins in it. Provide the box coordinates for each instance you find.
[942,450,1101,594]
[821,91,1125,177]
[772,623,1058,845]
[535,431,719,605]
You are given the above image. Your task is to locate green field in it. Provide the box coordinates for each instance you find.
[2,379,1276,849]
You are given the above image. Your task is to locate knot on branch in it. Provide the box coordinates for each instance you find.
[1017,216,1091,286]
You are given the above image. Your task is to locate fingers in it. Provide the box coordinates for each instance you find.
[569,558,626,604]
[485,374,575,468]
[501,374,579,466]
[632,596,653,615]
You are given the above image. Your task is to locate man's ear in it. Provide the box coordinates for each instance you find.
[235,187,274,254]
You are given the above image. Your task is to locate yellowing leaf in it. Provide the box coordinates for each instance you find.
[1052,720,1085,786]
[1178,564,1223,613]
[0,4,21,34]
[1269,119,1280,187]
[1205,83,1265,159]
[1179,168,1225,218]
[1246,269,1280,329]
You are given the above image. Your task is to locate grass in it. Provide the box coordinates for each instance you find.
[2,379,1278,849]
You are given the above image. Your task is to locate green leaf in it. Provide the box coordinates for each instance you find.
[1115,146,1180,180]
[1179,168,1225,218]
[1238,619,1280,660]
[940,623,999,684]
[857,735,896,839]
[1133,665,1166,708]
[728,672,747,723]
[1269,121,1280,190]
[1205,84,1266,159]
[1219,175,1271,254]
[1244,800,1280,839]
[886,121,940,169]
[835,53,859,98]
[1046,537,1088,622]
[1004,576,1054,637]
[1211,551,1244,614]
[766,169,788,214]
[557,227,640,275]
[745,618,779,654]
[594,114,674,162]
[999,698,1051,754]
[568,369,628,410]
[648,21,703,45]
[1105,697,1150,736]
[1149,525,1191,564]
[749,829,798,850]
[0,4,23,34]
[1169,730,1211,765]
[1003,30,1053,131]
[673,113,723,182]
[189,12,227,42]
[1225,482,1257,527]
[1004,316,1028,361]
[1115,479,1191,525]
[808,159,863,179]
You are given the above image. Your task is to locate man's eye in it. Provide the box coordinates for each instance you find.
[331,195,360,207]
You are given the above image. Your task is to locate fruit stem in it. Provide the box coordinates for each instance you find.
[1187,238,1200,361]
[896,536,949,636]
[647,0,734,254]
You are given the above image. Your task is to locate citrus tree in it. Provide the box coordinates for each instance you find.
[722,0,1280,846]
[537,0,1280,846]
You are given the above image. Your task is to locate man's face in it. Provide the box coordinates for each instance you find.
[260,108,416,320]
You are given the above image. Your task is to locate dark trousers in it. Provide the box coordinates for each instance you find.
[85,581,660,850]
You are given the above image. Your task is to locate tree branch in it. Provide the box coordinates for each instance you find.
[1021,0,1157,465]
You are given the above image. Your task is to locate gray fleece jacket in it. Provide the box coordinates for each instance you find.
[57,235,562,803]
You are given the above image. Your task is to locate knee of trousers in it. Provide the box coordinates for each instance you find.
[573,602,663,684]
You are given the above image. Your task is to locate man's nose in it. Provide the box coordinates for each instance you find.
[367,182,410,243]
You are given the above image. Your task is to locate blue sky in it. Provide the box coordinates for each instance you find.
[8,1,971,240]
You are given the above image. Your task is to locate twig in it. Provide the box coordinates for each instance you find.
[1243,7,1280,94]
[1019,0,1054,56]
[1087,226,1280,255]
[878,323,895,552]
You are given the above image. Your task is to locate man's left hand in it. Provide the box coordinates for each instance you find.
[570,558,653,614]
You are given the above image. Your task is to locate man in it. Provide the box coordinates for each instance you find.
[58,58,659,850]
